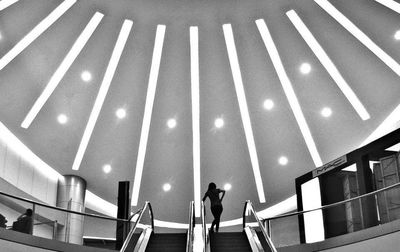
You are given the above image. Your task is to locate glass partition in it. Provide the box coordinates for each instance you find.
[264,181,400,249]
[0,191,138,251]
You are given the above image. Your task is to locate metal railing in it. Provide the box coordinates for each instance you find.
[0,190,142,249]
[243,200,277,252]
[120,201,154,252]
[0,190,131,223]
[262,182,400,247]
[186,201,195,252]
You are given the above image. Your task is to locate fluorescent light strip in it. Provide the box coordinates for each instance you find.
[71,19,133,171]
[190,26,201,216]
[286,10,370,121]
[0,0,19,11]
[255,19,323,167]
[21,12,104,129]
[0,0,77,71]
[131,25,166,206]
[315,0,400,77]
[375,0,400,14]
[223,24,266,203]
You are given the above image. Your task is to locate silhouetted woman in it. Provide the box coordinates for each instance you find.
[202,182,226,232]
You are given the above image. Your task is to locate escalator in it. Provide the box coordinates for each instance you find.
[145,233,187,252]
[209,232,252,252]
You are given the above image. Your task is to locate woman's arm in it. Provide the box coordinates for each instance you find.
[220,190,226,202]
[202,192,208,202]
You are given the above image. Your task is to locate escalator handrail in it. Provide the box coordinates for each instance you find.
[201,201,207,252]
[186,201,195,252]
[243,200,277,252]
[120,201,154,252]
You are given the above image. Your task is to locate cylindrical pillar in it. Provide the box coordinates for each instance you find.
[57,175,86,245]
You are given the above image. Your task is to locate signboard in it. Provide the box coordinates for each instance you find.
[312,155,348,178]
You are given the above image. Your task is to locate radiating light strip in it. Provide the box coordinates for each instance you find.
[286,10,370,121]
[0,0,19,11]
[315,0,400,77]
[223,24,266,203]
[375,0,400,14]
[131,25,166,206]
[0,0,77,71]
[71,19,133,171]
[21,12,104,129]
[190,26,201,216]
[256,19,323,167]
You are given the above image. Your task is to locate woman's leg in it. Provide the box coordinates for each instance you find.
[211,206,223,232]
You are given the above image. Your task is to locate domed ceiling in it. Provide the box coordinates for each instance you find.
[1,0,400,226]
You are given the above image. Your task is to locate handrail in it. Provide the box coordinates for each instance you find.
[0,190,130,223]
[201,201,207,252]
[263,181,400,222]
[120,201,154,252]
[243,200,277,252]
[186,201,195,252]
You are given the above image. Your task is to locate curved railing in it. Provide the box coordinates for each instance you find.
[262,181,400,247]
[186,201,195,252]
[120,201,154,252]
[243,200,277,252]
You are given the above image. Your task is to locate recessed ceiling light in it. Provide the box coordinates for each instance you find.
[116,108,126,119]
[72,19,132,171]
[300,63,311,74]
[263,99,274,110]
[81,70,92,82]
[103,164,112,174]
[256,18,323,167]
[395,30,400,40]
[279,156,288,165]
[167,118,177,128]
[57,114,68,124]
[20,12,104,129]
[321,107,332,117]
[287,10,370,121]
[163,183,171,192]
[214,118,224,128]
[224,183,232,191]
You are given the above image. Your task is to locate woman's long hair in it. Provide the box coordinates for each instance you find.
[208,182,216,191]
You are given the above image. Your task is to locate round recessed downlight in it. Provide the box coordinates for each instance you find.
[103,164,112,174]
[279,156,288,165]
[224,183,232,191]
[116,108,126,119]
[81,71,92,82]
[214,118,224,128]
[163,183,171,192]
[167,118,177,128]
[300,63,311,74]
[263,99,274,110]
[57,114,68,124]
[321,107,332,117]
